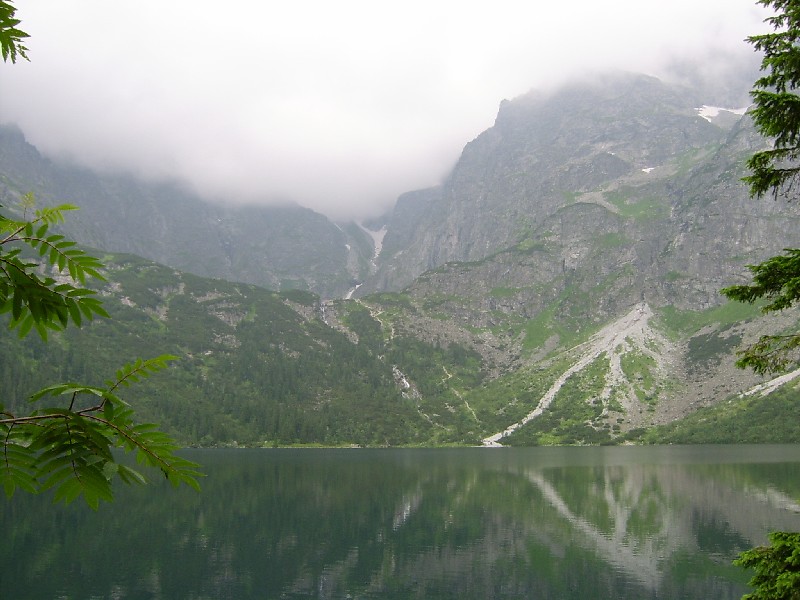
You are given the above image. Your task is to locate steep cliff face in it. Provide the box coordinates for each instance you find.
[362,186,444,290]
[655,115,795,308]
[365,73,790,300]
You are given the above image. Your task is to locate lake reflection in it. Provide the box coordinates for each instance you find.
[4,446,800,599]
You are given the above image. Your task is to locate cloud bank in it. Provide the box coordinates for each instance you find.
[0,0,770,220]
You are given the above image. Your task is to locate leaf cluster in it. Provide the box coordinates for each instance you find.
[732,8,800,595]
[1,6,199,508]
[1,197,201,507]
[0,0,28,63]
[0,200,110,339]
[735,531,800,599]
[726,2,800,376]
[721,249,800,374]
[745,0,800,199]
[1,355,201,509]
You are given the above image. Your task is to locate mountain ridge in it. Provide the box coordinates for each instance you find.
[2,71,799,446]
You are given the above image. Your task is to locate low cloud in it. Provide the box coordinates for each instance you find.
[0,0,770,220]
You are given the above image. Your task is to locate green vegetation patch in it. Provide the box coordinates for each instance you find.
[605,190,670,221]
[279,289,318,306]
[686,328,742,372]
[522,273,629,355]
[385,336,487,444]
[593,232,630,249]
[369,291,413,306]
[340,303,385,354]
[664,270,686,282]
[465,359,573,435]
[656,302,762,339]
[524,310,560,351]
[631,381,800,444]
[1,253,439,449]
[504,354,614,446]
[522,299,596,355]
[513,236,549,255]
[672,144,722,176]
[619,348,658,405]
[421,292,462,310]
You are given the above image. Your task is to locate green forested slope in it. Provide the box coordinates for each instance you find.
[632,382,800,445]
[0,253,430,447]
[3,248,797,447]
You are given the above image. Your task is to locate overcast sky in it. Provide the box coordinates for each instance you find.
[0,1,771,221]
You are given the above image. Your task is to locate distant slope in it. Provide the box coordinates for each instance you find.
[482,303,663,445]
[0,253,430,446]
[0,124,373,298]
[322,285,798,445]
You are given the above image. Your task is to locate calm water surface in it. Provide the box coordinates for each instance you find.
[4,445,800,599]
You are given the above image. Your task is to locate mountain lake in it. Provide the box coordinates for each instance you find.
[4,445,800,599]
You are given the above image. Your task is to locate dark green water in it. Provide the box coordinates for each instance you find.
[4,445,800,599]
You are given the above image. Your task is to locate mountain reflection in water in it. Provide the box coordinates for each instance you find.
[3,445,800,600]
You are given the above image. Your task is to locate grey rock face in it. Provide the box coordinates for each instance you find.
[367,73,799,317]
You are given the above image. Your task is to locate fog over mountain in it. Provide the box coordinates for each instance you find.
[0,0,768,220]
[3,63,800,448]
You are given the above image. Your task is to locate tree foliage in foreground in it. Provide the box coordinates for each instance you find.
[0,0,200,508]
[0,199,201,509]
[721,0,800,376]
[734,532,800,600]
[728,3,800,599]
[0,0,27,63]
[743,0,800,200]
[722,248,800,374]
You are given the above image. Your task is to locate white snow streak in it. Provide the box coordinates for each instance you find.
[695,104,748,122]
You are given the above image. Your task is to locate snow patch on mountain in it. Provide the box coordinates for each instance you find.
[360,223,388,262]
[741,368,800,398]
[696,105,748,122]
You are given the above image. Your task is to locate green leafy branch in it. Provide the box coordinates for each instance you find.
[0,0,28,63]
[744,0,800,199]
[732,3,800,596]
[1,6,201,509]
[0,200,109,339]
[1,356,202,509]
[1,197,201,508]
[730,333,800,375]
[728,2,800,377]
[721,249,800,312]
[721,249,800,374]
